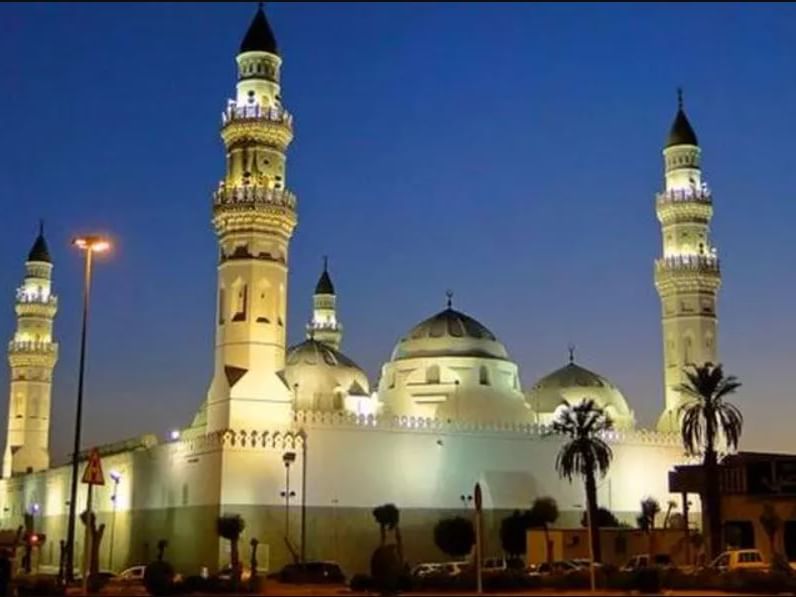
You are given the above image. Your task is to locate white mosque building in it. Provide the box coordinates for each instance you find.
[0,6,719,574]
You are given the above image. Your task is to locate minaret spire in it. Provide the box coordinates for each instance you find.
[3,227,59,477]
[568,343,576,364]
[204,8,297,432]
[445,289,453,310]
[655,95,721,431]
[307,258,342,350]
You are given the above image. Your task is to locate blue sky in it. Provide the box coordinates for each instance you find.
[1,2,795,460]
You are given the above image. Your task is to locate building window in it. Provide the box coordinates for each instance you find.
[426,365,440,385]
[218,289,226,325]
[479,366,490,386]
[232,284,248,322]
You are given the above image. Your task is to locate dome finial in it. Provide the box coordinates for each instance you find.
[568,343,576,364]
[38,218,44,237]
[323,255,328,273]
[445,289,454,309]
[677,87,684,111]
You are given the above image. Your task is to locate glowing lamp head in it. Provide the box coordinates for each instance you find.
[169,429,180,441]
[73,236,111,253]
[30,534,38,545]
[109,470,122,483]
[31,503,40,514]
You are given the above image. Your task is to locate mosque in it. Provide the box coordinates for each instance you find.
[0,6,719,575]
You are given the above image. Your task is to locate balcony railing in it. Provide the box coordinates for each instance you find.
[656,188,712,205]
[222,102,293,127]
[15,290,57,306]
[656,254,720,273]
[213,185,296,210]
[8,340,57,354]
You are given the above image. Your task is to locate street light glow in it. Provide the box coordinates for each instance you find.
[73,236,111,253]
[109,470,121,483]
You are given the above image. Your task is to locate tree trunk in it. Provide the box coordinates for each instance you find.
[584,469,601,563]
[379,525,386,547]
[703,447,722,560]
[543,523,552,565]
[394,526,404,564]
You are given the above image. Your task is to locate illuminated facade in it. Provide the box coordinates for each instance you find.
[654,92,721,431]
[0,5,710,577]
[2,227,58,478]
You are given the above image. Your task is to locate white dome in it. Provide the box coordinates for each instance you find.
[283,339,370,412]
[525,361,635,429]
[391,308,509,361]
[378,307,531,425]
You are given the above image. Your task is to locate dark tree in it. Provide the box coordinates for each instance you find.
[553,399,613,562]
[434,517,475,559]
[500,510,531,558]
[580,507,620,529]
[217,514,246,584]
[528,497,559,564]
[678,363,742,559]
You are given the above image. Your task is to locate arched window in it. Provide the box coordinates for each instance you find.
[426,365,440,384]
[218,288,226,325]
[479,366,490,386]
[232,284,248,322]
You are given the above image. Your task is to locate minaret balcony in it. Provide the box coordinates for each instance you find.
[655,254,720,274]
[222,102,293,127]
[213,185,297,211]
[8,340,57,355]
[656,188,712,206]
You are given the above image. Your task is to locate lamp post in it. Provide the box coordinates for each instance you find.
[108,470,121,572]
[574,504,596,592]
[460,494,473,510]
[299,432,307,566]
[65,235,110,582]
[281,452,296,545]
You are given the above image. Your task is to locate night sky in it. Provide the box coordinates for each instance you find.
[2,2,795,462]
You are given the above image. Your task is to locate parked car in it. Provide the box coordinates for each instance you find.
[536,560,579,575]
[217,565,261,582]
[272,561,346,584]
[439,561,468,577]
[568,558,605,570]
[622,554,674,571]
[482,556,524,573]
[710,549,768,573]
[411,563,441,577]
[117,565,146,583]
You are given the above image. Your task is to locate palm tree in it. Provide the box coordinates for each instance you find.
[529,497,559,564]
[678,363,743,559]
[553,399,613,563]
[434,516,475,560]
[372,504,403,561]
[217,514,246,582]
[637,497,661,556]
[662,500,677,528]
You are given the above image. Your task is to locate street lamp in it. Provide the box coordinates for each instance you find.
[108,470,121,572]
[460,494,473,509]
[65,234,111,582]
[574,504,596,592]
[281,452,296,542]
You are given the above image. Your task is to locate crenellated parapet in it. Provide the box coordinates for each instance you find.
[291,410,682,447]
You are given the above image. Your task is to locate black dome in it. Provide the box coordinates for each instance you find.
[240,5,278,55]
[27,232,51,264]
[666,108,699,148]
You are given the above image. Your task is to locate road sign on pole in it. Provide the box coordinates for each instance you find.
[81,448,105,486]
[474,482,483,594]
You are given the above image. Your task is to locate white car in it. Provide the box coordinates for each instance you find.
[622,554,673,571]
[117,565,146,583]
[411,563,440,577]
[440,561,468,577]
[710,549,768,573]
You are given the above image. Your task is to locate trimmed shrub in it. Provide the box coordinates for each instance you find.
[144,559,175,596]
[15,575,66,597]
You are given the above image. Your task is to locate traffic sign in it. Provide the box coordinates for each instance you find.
[81,448,105,486]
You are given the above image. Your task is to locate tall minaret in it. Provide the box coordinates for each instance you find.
[654,91,721,432]
[206,5,298,432]
[3,225,58,477]
[306,258,343,350]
